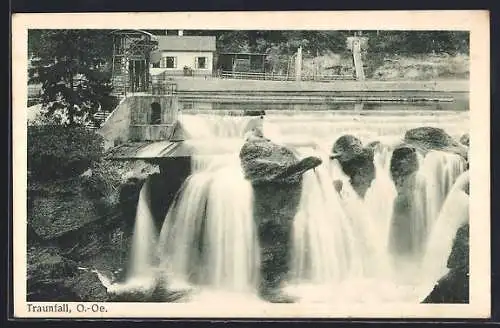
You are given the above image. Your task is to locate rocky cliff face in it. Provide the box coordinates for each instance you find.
[26,158,189,302]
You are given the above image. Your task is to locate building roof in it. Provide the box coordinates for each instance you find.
[157,36,216,52]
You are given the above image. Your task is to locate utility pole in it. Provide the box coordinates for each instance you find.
[348,35,366,81]
[295,46,302,82]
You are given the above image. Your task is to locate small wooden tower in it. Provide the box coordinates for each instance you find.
[110,30,159,96]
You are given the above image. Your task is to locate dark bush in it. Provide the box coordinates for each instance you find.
[28,125,104,181]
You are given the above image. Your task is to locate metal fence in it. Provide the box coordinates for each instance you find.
[147,69,355,83]
[216,70,355,81]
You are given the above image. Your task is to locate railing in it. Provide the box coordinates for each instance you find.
[148,78,178,96]
[217,70,355,81]
[111,73,178,97]
[146,69,355,82]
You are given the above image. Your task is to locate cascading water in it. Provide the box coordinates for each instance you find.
[401,151,467,263]
[119,109,469,304]
[415,151,467,230]
[364,144,398,258]
[201,164,259,292]
[128,180,158,278]
[157,171,214,289]
[179,114,257,138]
[421,170,470,285]
[157,162,260,293]
[156,116,261,296]
[289,148,363,285]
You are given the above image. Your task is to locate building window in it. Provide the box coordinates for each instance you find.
[152,62,160,68]
[196,57,208,69]
[162,56,177,69]
[150,102,162,124]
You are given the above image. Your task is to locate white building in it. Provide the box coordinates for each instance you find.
[150,35,217,77]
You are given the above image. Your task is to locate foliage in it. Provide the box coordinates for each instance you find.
[365,31,469,55]
[28,30,114,126]
[180,30,469,76]
[28,125,104,181]
[185,30,469,57]
[81,160,125,206]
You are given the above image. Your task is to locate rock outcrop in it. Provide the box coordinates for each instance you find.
[388,127,468,260]
[240,137,322,185]
[28,178,105,241]
[330,135,376,198]
[389,146,420,191]
[27,246,79,301]
[403,126,468,159]
[66,271,110,302]
[388,147,422,258]
[239,136,321,302]
[422,223,469,303]
[459,133,470,147]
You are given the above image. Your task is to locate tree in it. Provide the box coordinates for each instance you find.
[28,30,114,126]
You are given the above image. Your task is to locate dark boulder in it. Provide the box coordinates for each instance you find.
[390,127,467,190]
[239,137,320,302]
[252,181,303,301]
[330,135,364,162]
[422,223,469,303]
[403,127,468,159]
[330,135,375,198]
[459,133,470,147]
[28,178,104,241]
[66,271,110,302]
[447,223,469,270]
[422,269,469,304]
[388,146,422,258]
[148,158,191,231]
[27,246,79,301]
[240,138,322,185]
[119,177,146,235]
[389,146,420,191]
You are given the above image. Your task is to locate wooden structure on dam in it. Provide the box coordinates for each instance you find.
[102,29,193,160]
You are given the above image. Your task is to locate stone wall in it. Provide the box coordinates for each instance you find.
[98,95,179,149]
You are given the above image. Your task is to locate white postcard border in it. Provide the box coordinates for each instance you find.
[11,10,491,319]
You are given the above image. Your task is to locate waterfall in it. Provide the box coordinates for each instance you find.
[157,154,259,293]
[202,165,259,292]
[410,151,466,260]
[417,151,466,230]
[119,110,469,304]
[179,114,257,139]
[157,172,213,288]
[289,149,362,284]
[363,145,398,275]
[128,180,158,279]
[420,170,470,285]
